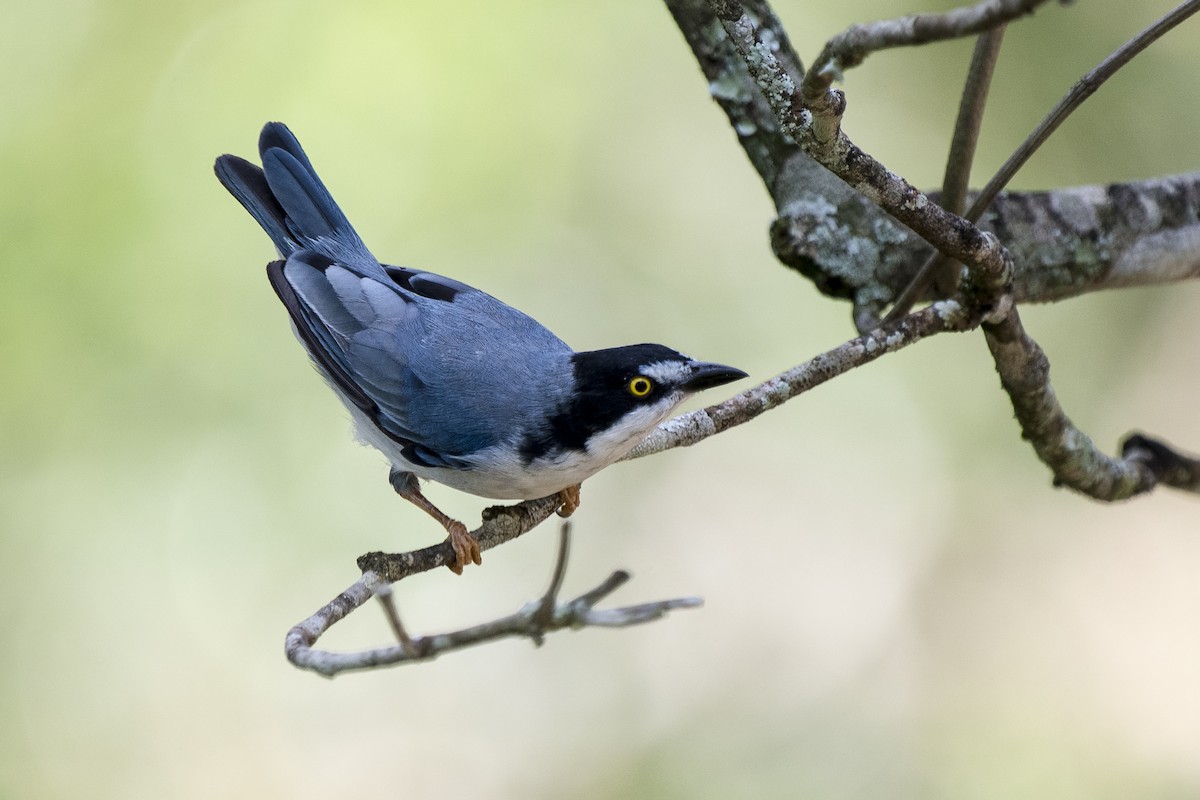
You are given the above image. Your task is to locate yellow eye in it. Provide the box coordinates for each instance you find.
[628,376,653,397]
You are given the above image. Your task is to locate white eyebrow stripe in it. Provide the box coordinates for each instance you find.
[641,360,691,384]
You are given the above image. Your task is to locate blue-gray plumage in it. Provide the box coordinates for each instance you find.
[215,122,747,573]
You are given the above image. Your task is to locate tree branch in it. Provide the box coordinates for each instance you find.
[286,522,702,676]
[355,494,562,583]
[664,0,809,193]
[708,0,1013,297]
[983,310,1160,500]
[667,0,1200,310]
[627,299,979,458]
[685,0,1200,502]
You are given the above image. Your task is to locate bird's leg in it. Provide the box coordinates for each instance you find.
[556,483,582,518]
[389,469,481,575]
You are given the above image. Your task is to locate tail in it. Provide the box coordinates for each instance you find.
[214,122,370,259]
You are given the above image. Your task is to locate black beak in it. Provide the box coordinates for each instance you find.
[681,361,749,392]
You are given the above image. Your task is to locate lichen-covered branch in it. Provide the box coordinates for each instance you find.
[680,0,1199,503]
[771,174,1200,310]
[707,0,1012,294]
[983,310,1160,500]
[904,173,1200,316]
[971,178,1200,301]
[664,0,810,193]
[666,0,1200,311]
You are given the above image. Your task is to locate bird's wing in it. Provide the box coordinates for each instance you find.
[268,250,480,469]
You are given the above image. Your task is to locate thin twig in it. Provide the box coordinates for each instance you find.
[942,29,1006,220]
[375,584,415,653]
[802,0,1046,104]
[875,27,1007,329]
[965,0,1200,226]
[532,523,572,640]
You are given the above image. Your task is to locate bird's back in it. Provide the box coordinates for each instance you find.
[365,266,576,460]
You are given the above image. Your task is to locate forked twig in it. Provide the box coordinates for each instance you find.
[285,522,702,676]
[708,0,1013,292]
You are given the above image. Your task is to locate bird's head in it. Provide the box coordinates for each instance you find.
[521,344,747,463]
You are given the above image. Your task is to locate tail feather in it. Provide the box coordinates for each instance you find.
[215,122,370,261]
[214,154,294,254]
[258,122,320,176]
[261,148,361,249]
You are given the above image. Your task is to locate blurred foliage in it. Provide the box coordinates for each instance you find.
[2,1,1198,798]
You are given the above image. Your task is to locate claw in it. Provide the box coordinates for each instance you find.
[556,484,582,518]
[445,520,482,575]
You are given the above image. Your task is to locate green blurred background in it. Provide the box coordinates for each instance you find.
[3,0,1199,797]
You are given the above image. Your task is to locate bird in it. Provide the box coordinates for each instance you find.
[215,122,747,574]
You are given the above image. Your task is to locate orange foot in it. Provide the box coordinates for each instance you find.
[556,484,582,518]
[444,520,482,576]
